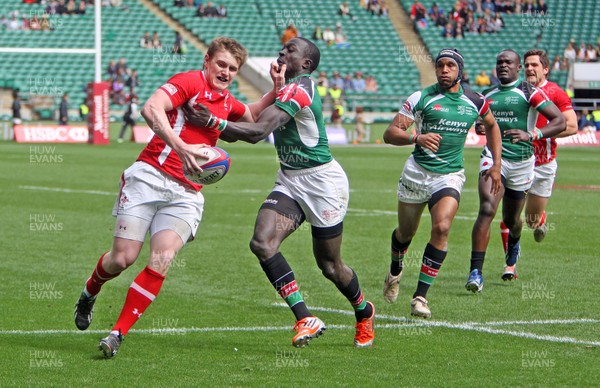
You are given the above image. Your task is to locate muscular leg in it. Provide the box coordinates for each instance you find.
[250,207,311,321]
[413,196,459,299]
[313,226,373,321]
[502,189,527,267]
[470,173,504,273]
[389,201,426,275]
[525,193,548,229]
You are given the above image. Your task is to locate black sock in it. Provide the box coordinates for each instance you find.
[414,243,447,298]
[260,252,310,320]
[470,251,486,273]
[336,270,372,321]
[390,230,411,276]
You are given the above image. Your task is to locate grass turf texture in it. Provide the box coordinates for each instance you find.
[0,124,598,385]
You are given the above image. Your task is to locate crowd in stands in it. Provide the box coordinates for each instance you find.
[140,31,163,49]
[106,58,139,106]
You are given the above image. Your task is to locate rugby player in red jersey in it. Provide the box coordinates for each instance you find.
[74,37,285,358]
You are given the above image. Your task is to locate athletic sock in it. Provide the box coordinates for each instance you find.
[414,243,447,298]
[500,220,509,254]
[260,252,311,321]
[470,251,486,273]
[506,233,521,266]
[112,266,165,336]
[390,230,411,276]
[84,252,122,297]
[335,270,372,321]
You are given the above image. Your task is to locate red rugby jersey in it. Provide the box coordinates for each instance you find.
[137,70,245,190]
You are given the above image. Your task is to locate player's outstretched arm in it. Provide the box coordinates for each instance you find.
[244,62,287,122]
[220,104,291,143]
[538,102,566,138]
[481,111,502,196]
[383,113,441,151]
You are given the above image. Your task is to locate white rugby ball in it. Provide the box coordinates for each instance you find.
[184,146,231,185]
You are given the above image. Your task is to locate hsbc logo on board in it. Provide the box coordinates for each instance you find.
[432,104,449,112]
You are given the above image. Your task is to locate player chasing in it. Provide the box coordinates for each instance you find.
[184,37,375,348]
[74,37,284,358]
[498,49,577,251]
[381,48,502,318]
[466,49,565,293]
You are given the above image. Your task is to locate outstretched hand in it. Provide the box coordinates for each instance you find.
[182,101,212,128]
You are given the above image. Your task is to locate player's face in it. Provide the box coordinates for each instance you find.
[524,55,549,86]
[203,50,240,91]
[435,58,459,89]
[496,51,521,84]
[277,38,310,79]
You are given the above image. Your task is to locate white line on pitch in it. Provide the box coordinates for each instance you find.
[274,304,600,347]
[18,185,115,196]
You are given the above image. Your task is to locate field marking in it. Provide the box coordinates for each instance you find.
[18,185,115,196]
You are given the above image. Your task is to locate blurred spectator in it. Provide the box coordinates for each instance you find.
[586,44,597,62]
[79,98,89,121]
[174,0,184,7]
[576,42,587,62]
[58,93,69,125]
[353,106,365,143]
[338,2,356,20]
[475,70,491,86]
[537,0,548,14]
[7,15,21,30]
[454,21,464,38]
[106,60,117,79]
[323,27,335,45]
[204,1,219,17]
[12,91,22,128]
[523,0,535,15]
[312,25,323,41]
[367,0,381,16]
[173,31,183,54]
[77,0,87,14]
[330,71,344,89]
[0,15,8,29]
[429,2,446,27]
[316,80,328,101]
[185,0,195,7]
[111,69,127,105]
[330,100,344,127]
[380,0,389,17]
[196,4,206,17]
[118,95,139,143]
[342,74,353,91]
[490,12,504,33]
[365,74,377,92]
[125,69,140,93]
[281,23,298,45]
[152,31,162,48]
[481,0,495,13]
[578,109,596,132]
[140,31,151,48]
[441,22,454,38]
[56,0,68,15]
[410,0,426,22]
[217,3,227,17]
[563,41,576,64]
[317,71,329,88]
[551,55,561,71]
[116,57,129,76]
[351,72,366,92]
[329,83,344,102]
[30,15,41,30]
[461,71,470,85]
[66,0,76,14]
[334,24,347,44]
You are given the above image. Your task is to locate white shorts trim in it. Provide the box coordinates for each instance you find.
[480,150,534,192]
[397,155,466,204]
[112,161,203,242]
[273,160,349,228]
[530,159,557,197]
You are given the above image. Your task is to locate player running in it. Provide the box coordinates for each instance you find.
[184,37,375,348]
[498,49,577,250]
[381,48,502,318]
[466,49,565,292]
[73,37,284,358]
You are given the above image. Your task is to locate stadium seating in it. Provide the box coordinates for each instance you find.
[152,0,421,111]
[0,1,244,119]
[402,0,598,91]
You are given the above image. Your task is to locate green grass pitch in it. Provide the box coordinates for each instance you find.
[0,123,598,386]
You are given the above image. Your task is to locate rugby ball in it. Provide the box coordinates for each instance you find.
[184,146,231,185]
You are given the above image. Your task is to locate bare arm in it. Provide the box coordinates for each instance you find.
[383,112,442,151]
[244,62,287,122]
[554,109,577,138]
[219,104,292,143]
[140,89,208,174]
[503,102,566,143]
[481,111,502,196]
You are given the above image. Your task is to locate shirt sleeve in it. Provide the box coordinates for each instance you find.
[274,81,313,117]
[398,91,422,120]
[227,95,247,121]
[529,87,552,112]
[159,71,199,108]
[552,87,574,112]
